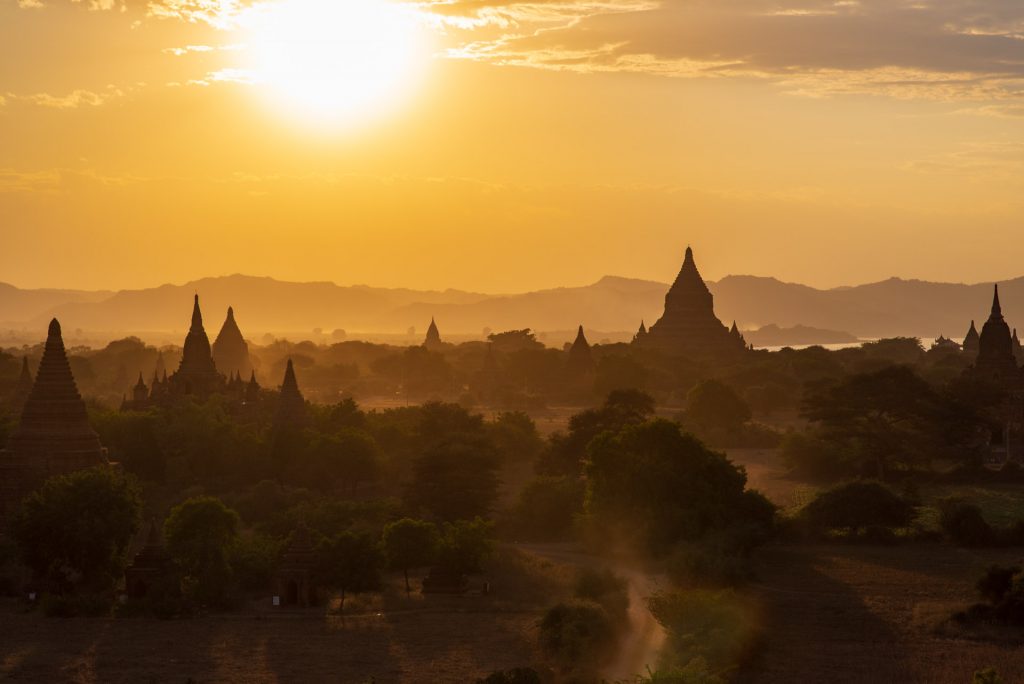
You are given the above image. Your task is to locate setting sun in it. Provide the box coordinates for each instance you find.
[242,0,428,126]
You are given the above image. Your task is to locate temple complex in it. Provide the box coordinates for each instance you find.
[274,359,308,430]
[212,306,252,379]
[0,319,110,522]
[639,247,747,356]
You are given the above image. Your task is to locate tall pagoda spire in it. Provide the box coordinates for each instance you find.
[975,284,1017,380]
[172,294,221,395]
[0,319,108,521]
[274,358,307,430]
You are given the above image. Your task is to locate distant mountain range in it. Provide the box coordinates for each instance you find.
[0,273,1019,345]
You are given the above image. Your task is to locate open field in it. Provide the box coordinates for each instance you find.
[746,544,1024,684]
[0,548,571,684]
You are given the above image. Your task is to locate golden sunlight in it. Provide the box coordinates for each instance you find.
[243,0,428,126]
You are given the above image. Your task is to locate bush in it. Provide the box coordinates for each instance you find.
[475,668,542,684]
[538,600,618,672]
[938,498,994,547]
[228,534,283,594]
[573,568,629,621]
[648,590,759,676]
[668,543,754,587]
[40,593,112,618]
[801,481,914,536]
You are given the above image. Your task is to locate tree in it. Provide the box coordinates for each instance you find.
[685,380,751,434]
[406,437,500,521]
[383,518,439,595]
[316,531,383,612]
[489,411,544,464]
[538,390,655,477]
[164,496,240,606]
[12,467,141,593]
[802,365,946,479]
[585,419,774,552]
[801,481,915,535]
[436,518,494,575]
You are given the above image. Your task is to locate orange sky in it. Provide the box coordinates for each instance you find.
[2,0,1024,293]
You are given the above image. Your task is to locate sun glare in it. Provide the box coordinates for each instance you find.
[243,0,428,127]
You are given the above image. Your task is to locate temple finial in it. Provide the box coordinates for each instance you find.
[992,284,1002,317]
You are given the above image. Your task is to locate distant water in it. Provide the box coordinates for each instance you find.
[756,337,952,353]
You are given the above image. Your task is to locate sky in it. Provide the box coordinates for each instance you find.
[1,0,1024,293]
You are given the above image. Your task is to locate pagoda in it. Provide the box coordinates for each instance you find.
[274,359,308,430]
[963,320,981,357]
[125,519,173,599]
[973,285,1019,383]
[566,325,594,375]
[424,317,444,351]
[212,306,252,379]
[168,295,223,397]
[0,319,109,521]
[640,247,746,356]
[10,356,34,410]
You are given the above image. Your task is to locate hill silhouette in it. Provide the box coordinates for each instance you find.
[1,273,1021,343]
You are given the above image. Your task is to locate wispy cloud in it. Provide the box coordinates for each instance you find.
[4,87,124,109]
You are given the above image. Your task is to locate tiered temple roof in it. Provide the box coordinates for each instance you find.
[0,319,108,521]
[974,284,1019,382]
[170,295,222,396]
[640,247,746,356]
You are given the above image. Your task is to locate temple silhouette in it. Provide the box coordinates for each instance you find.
[0,319,110,522]
[122,295,258,410]
[637,246,747,356]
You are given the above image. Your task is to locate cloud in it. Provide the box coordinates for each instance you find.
[4,87,126,109]
[430,0,1024,102]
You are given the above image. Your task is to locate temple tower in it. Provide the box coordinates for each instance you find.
[0,319,109,521]
[170,295,222,396]
[11,356,34,410]
[975,284,1019,382]
[274,359,308,430]
[567,325,594,375]
[212,306,252,379]
[275,526,316,607]
[641,247,743,356]
[963,320,981,357]
[125,519,173,599]
[424,317,443,350]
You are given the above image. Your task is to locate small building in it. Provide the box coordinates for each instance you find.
[275,526,316,607]
[125,519,173,599]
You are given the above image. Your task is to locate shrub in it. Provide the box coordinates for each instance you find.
[573,568,629,620]
[475,668,542,684]
[40,593,112,618]
[668,543,754,588]
[801,481,914,536]
[538,600,617,672]
[436,518,494,575]
[938,498,994,547]
[647,590,759,676]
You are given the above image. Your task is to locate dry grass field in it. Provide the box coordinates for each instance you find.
[0,548,572,684]
[742,544,1024,684]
